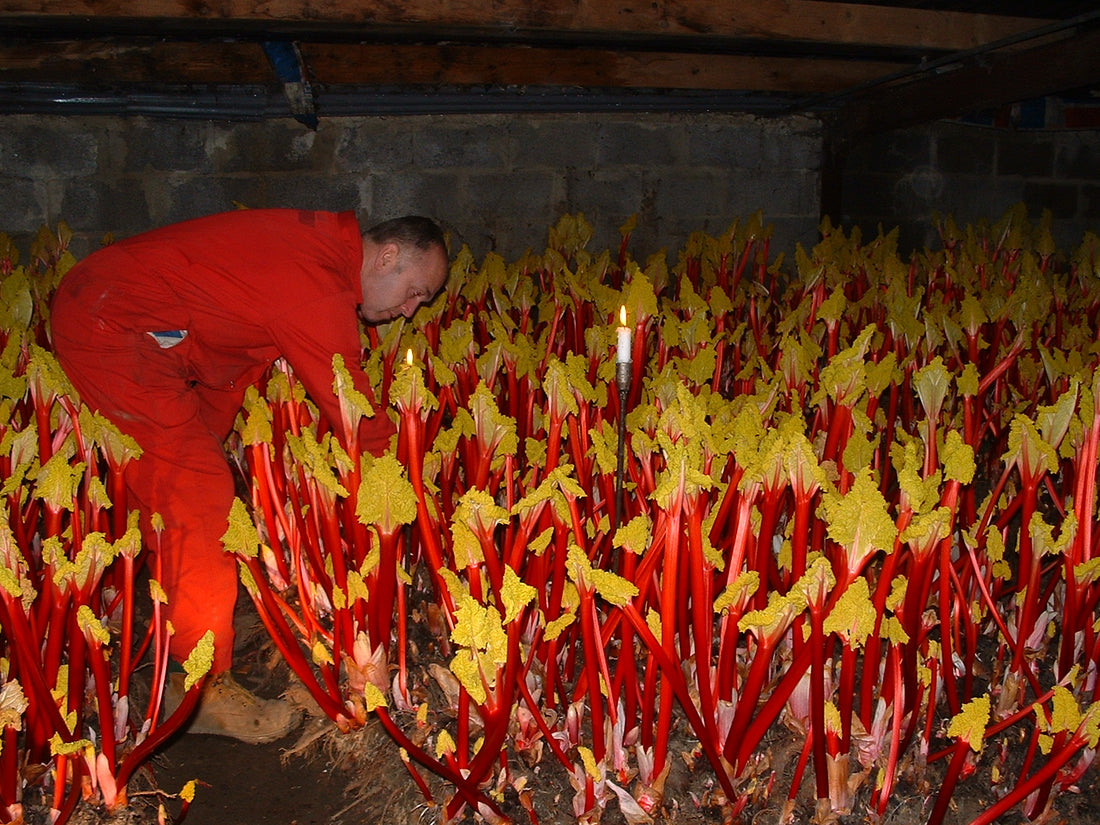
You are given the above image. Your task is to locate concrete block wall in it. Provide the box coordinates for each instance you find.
[843,121,1100,254]
[0,112,823,266]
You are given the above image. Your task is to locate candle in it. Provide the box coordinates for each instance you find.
[616,305,632,364]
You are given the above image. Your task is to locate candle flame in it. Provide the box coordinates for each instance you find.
[406,348,414,367]
[619,305,627,326]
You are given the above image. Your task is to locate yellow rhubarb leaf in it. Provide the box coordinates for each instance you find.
[76,605,109,646]
[611,517,651,556]
[357,453,417,533]
[578,745,602,781]
[221,498,260,558]
[947,695,990,753]
[821,467,897,574]
[500,566,536,625]
[822,577,877,649]
[363,681,388,712]
[182,631,215,691]
[714,571,760,616]
[543,611,576,641]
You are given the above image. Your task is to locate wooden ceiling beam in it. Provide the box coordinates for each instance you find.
[0,1,1054,53]
[833,25,1100,141]
[0,39,907,94]
[301,43,906,93]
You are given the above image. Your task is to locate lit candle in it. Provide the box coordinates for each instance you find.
[616,305,632,364]
[406,347,414,367]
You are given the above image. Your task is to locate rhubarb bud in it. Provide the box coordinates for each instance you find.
[363,682,388,712]
[913,357,951,422]
[26,344,73,405]
[901,507,951,559]
[815,326,875,408]
[438,318,475,367]
[543,358,581,420]
[468,382,518,459]
[1003,414,1059,482]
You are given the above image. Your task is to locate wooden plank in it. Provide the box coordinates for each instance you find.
[0,1,1055,52]
[0,41,272,84]
[835,26,1100,140]
[300,43,907,93]
[0,39,906,93]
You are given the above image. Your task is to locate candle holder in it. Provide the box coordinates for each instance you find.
[613,359,633,535]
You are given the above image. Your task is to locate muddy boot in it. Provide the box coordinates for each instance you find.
[165,671,301,744]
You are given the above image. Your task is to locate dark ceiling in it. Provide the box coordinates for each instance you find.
[1,1,1098,137]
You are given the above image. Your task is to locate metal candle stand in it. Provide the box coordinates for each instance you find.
[613,359,632,534]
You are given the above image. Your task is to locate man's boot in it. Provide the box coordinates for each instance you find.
[164,671,301,744]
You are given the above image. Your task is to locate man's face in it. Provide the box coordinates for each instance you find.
[359,244,448,324]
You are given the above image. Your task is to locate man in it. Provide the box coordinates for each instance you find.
[50,209,448,743]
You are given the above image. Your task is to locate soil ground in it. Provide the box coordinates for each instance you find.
[60,596,1100,825]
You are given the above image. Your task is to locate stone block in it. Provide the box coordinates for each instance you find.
[0,177,48,234]
[147,176,268,227]
[412,119,510,170]
[684,119,765,169]
[334,120,418,173]
[654,171,728,221]
[729,168,815,218]
[845,129,932,175]
[368,171,462,240]
[1083,184,1100,221]
[260,174,362,213]
[840,172,895,223]
[455,170,565,258]
[997,136,1054,178]
[1057,141,1100,179]
[508,117,602,170]
[123,121,216,173]
[768,215,821,259]
[215,122,334,173]
[596,120,679,168]
[1023,181,1079,220]
[938,178,1025,226]
[0,122,99,177]
[936,130,995,175]
[59,178,150,238]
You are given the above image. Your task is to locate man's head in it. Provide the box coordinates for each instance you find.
[358,216,448,324]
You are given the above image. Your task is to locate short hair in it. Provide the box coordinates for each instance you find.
[365,216,446,254]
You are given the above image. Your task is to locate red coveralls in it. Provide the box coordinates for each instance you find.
[51,209,391,673]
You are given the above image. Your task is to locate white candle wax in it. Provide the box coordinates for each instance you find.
[616,325,632,363]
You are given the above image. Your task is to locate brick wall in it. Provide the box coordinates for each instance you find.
[0,112,823,264]
[843,121,1100,254]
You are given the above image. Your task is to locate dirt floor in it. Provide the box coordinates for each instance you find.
[60,597,1100,825]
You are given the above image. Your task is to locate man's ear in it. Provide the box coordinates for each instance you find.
[378,241,401,271]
